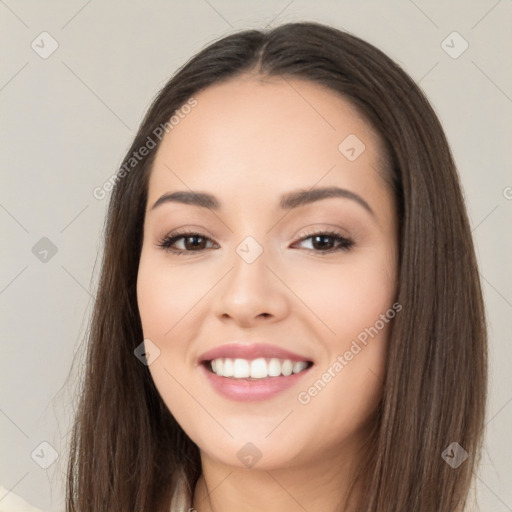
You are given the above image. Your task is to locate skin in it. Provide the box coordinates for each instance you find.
[136,73,399,512]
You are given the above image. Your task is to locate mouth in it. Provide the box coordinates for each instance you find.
[198,342,315,401]
[203,357,314,380]
[200,360,314,401]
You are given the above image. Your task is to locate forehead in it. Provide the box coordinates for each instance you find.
[148,75,389,211]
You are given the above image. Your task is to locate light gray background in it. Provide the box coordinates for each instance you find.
[0,1,511,511]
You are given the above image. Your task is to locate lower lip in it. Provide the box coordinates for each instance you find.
[200,363,312,402]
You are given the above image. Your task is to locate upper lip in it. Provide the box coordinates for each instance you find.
[199,343,313,363]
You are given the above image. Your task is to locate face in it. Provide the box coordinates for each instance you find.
[137,74,399,471]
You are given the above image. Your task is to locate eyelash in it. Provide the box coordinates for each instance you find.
[157,228,354,256]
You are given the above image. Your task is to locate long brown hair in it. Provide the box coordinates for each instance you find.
[66,21,487,511]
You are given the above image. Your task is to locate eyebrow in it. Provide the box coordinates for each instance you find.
[150,186,375,217]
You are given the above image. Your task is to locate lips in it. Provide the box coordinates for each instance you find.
[198,342,314,401]
[199,342,312,364]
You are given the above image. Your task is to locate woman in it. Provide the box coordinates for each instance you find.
[66,21,487,511]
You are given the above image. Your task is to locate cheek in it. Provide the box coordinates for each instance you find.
[137,252,204,340]
[294,286,394,452]
[290,250,396,426]
[136,250,214,394]
[136,253,204,430]
[285,248,397,343]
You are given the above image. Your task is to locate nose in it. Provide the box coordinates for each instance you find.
[213,247,289,327]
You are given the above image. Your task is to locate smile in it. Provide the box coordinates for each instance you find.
[207,357,312,379]
[200,359,314,402]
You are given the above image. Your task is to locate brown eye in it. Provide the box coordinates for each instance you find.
[157,229,354,255]
[158,231,216,255]
[293,230,354,254]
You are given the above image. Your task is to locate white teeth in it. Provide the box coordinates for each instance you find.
[223,358,234,377]
[268,358,281,377]
[293,361,308,373]
[250,358,268,378]
[281,360,293,376]
[233,358,250,378]
[209,357,310,379]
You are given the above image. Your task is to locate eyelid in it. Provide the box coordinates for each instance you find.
[294,223,351,240]
[157,225,216,242]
